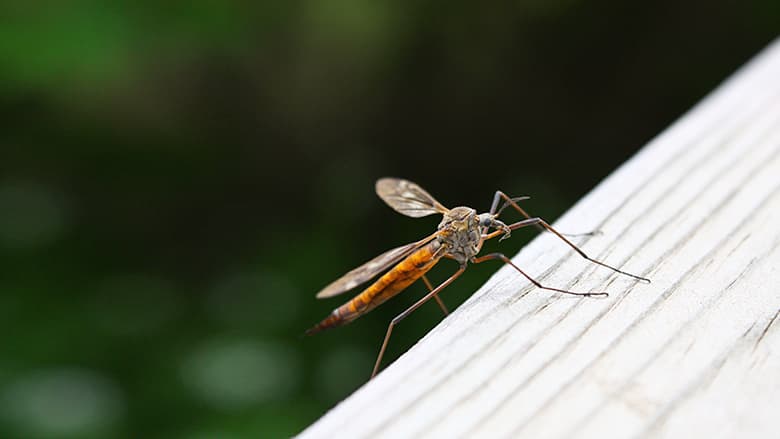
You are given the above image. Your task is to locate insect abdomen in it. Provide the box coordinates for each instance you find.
[306,241,442,335]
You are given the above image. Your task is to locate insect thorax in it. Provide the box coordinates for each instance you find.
[437,206,483,265]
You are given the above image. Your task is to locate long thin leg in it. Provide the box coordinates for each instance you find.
[482,217,540,241]
[422,274,449,315]
[372,267,466,378]
[492,192,650,283]
[489,191,598,237]
[472,253,608,297]
[490,191,540,228]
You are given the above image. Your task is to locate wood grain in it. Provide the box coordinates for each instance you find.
[299,38,780,439]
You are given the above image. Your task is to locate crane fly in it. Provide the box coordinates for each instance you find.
[306,178,649,378]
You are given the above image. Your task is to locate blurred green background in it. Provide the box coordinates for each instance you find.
[0,1,777,437]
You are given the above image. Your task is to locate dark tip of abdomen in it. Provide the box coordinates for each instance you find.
[304,311,346,336]
[304,325,322,336]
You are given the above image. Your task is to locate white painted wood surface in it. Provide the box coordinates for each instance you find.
[299,38,780,439]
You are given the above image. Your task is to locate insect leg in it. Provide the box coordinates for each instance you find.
[497,210,650,283]
[471,253,608,297]
[490,190,599,237]
[490,190,537,222]
[422,274,449,316]
[482,217,539,241]
[372,267,466,378]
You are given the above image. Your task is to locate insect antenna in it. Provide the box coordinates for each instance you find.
[495,196,531,217]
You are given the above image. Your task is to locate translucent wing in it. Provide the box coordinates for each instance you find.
[375,178,449,218]
[316,232,439,298]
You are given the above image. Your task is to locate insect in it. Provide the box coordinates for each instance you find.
[306,178,649,378]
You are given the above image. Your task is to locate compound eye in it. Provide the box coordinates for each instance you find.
[478,214,493,227]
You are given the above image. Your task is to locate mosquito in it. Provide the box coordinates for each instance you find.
[306,178,649,378]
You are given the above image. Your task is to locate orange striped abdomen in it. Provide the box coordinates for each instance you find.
[306,241,443,335]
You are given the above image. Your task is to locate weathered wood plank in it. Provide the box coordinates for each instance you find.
[299,38,780,438]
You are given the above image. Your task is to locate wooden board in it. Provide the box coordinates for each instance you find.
[299,38,780,438]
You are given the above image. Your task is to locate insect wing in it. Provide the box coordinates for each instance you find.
[316,232,439,298]
[376,178,449,218]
